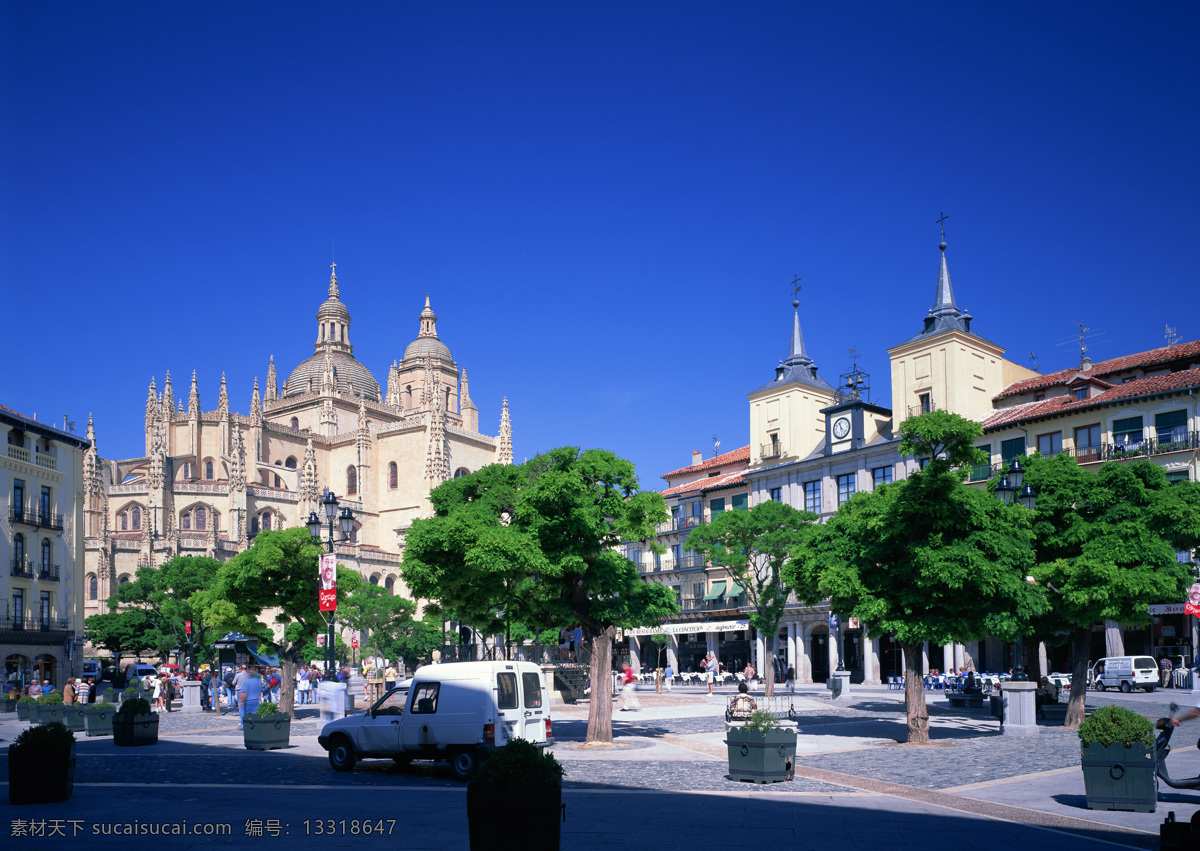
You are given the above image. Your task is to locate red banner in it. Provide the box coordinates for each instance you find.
[318,588,338,612]
[185,620,191,635]
[351,636,359,649]
[1186,583,1200,619]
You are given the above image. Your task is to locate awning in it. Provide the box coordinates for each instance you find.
[703,580,727,600]
[728,580,745,595]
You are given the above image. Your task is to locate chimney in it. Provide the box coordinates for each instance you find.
[692,450,703,466]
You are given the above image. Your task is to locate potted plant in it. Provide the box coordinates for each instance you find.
[726,709,797,783]
[1079,704,1157,812]
[8,721,76,804]
[37,690,65,726]
[17,695,37,722]
[84,697,115,737]
[112,696,159,747]
[243,701,292,750]
[467,738,564,851]
[61,694,86,733]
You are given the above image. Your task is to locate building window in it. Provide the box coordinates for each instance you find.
[385,576,395,595]
[40,539,50,569]
[274,474,282,488]
[39,591,50,625]
[181,462,192,479]
[87,574,98,601]
[769,487,782,503]
[710,497,725,518]
[1037,432,1063,457]
[181,512,191,531]
[39,486,51,518]
[13,479,24,515]
[291,417,299,429]
[119,512,127,531]
[8,428,23,446]
[732,493,748,511]
[131,506,141,531]
[671,544,681,566]
[261,512,271,531]
[454,467,470,478]
[194,507,205,530]
[285,456,297,469]
[250,517,259,537]
[1075,424,1101,461]
[388,462,398,489]
[803,481,821,514]
[1000,437,1026,464]
[1166,470,1190,485]
[919,393,932,414]
[13,533,24,564]
[347,466,357,495]
[118,574,130,586]
[205,461,214,480]
[1156,410,1188,448]
[872,466,893,488]
[653,550,661,570]
[12,589,23,622]
[349,525,358,544]
[836,474,856,507]
[1075,388,1087,400]
[1112,415,1144,449]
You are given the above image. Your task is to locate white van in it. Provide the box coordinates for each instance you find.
[1090,656,1159,693]
[318,660,552,779]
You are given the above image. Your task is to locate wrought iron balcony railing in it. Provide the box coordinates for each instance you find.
[10,558,33,578]
[38,563,60,581]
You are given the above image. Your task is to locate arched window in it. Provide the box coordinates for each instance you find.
[250,517,259,537]
[262,512,271,531]
[195,507,206,531]
[388,462,398,489]
[369,574,379,585]
[274,474,282,488]
[385,576,395,595]
[119,512,127,531]
[285,457,297,469]
[118,574,131,586]
[454,467,470,478]
[349,525,358,544]
[291,417,299,429]
[205,461,214,480]
[87,574,98,600]
[347,466,357,495]
[131,507,141,530]
[181,512,191,531]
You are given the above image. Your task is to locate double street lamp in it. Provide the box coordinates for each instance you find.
[994,459,1037,681]
[306,489,355,674]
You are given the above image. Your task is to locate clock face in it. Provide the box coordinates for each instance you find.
[832,417,851,439]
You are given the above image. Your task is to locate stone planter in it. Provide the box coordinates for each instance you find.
[725,726,797,784]
[113,712,159,747]
[37,705,65,726]
[61,705,86,733]
[17,701,34,721]
[467,783,563,851]
[84,706,115,737]
[9,740,76,804]
[1081,742,1157,812]
[0,698,16,713]
[243,713,291,750]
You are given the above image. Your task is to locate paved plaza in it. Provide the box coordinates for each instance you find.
[4,683,1200,849]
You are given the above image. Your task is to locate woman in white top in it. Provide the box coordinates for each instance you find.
[297,669,311,705]
[150,674,162,711]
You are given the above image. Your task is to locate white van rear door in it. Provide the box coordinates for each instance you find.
[519,670,547,743]
[495,670,522,744]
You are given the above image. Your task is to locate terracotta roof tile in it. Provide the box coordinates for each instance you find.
[661,445,750,480]
[984,368,1200,430]
[661,471,746,497]
[995,340,1200,400]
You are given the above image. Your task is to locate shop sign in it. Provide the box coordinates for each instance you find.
[626,619,750,637]
[1151,603,1187,615]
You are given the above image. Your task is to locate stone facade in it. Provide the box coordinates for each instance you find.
[81,265,512,653]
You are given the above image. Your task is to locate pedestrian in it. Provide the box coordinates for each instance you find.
[27,679,43,698]
[150,674,163,712]
[238,667,263,731]
[297,667,310,705]
[63,677,76,705]
[743,662,756,684]
[221,666,236,714]
[619,662,640,711]
[161,674,174,712]
[703,652,718,695]
[199,670,211,711]
[1161,656,1174,689]
[786,665,795,693]
[728,681,757,720]
[266,668,281,703]
[664,661,674,693]
[384,662,397,692]
[77,676,91,705]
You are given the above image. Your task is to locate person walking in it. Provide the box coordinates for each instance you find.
[703,652,719,696]
[62,677,76,705]
[384,662,397,692]
[221,666,236,714]
[297,667,310,705]
[151,674,163,712]
[237,668,263,731]
[619,662,640,711]
[77,676,91,705]
[663,662,674,693]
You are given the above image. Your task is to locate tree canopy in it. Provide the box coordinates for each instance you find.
[402,447,677,743]
[684,500,816,695]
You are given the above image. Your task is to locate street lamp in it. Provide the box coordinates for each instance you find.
[306,488,355,674]
[995,459,1036,681]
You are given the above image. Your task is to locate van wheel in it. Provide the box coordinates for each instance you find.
[450,748,480,780]
[328,736,357,772]
[1120,682,1132,694]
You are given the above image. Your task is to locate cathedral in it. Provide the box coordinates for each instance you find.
[81,265,513,632]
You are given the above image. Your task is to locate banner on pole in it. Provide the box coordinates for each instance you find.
[319,553,337,611]
[1185,583,1200,619]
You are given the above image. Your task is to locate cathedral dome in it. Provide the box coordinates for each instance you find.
[402,295,454,363]
[283,350,382,401]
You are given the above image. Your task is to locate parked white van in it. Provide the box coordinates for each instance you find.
[1089,656,1159,693]
[318,660,552,779]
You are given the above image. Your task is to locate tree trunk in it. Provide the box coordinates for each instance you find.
[765,632,777,697]
[1065,627,1091,728]
[585,626,615,744]
[280,651,297,718]
[900,640,929,744]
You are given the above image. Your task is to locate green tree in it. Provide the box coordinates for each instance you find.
[338,585,425,663]
[106,555,223,670]
[1022,454,1200,726]
[786,412,1044,743]
[83,610,156,677]
[194,527,362,716]
[684,500,816,696]
[403,447,677,743]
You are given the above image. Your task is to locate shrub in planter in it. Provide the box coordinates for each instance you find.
[37,691,65,726]
[726,709,797,784]
[1078,704,1157,812]
[84,700,115,737]
[17,695,36,721]
[467,738,564,851]
[113,696,158,747]
[61,703,86,733]
[9,721,76,804]
[243,702,291,750]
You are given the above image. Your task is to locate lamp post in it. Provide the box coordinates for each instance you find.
[994,459,1037,682]
[306,489,355,675]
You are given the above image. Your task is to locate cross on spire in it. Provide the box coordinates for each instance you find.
[936,211,949,243]
[790,275,802,306]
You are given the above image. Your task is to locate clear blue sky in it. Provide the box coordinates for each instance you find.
[3,3,1198,488]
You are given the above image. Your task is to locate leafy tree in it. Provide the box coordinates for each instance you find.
[83,610,157,678]
[786,412,1044,743]
[338,585,441,665]
[194,527,362,716]
[1022,454,1200,726]
[107,555,223,670]
[403,447,677,743]
[684,500,815,696]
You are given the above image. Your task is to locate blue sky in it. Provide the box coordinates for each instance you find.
[3,3,1198,488]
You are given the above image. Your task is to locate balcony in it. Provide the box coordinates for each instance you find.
[678,593,749,614]
[760,443,784,461]
[0,617,71,634]
[38,563,60,581]
[7,444,30,463]
[1067,433,1200,464]
[677,554,706,571]
[967,463,999,483]
[7,508,64,530]
[35,452,57,471]
[10,557,33,578]
[37,511,64,530]
[655,515,706,535]
[9,507,34,525]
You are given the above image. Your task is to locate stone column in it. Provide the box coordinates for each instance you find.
[827,625,839,674]
[1001,682,1039,736]
[953,644,965,672]
[921,642,930,676]
[864,628,881,685]
[943,644,954,674]
[667,635,679,673]
[1037,642,1049,680]
[786,622,797,678]
[799,625,813,684]
[629,638,641,673]
[755,631,766,674]
[181,680,201,714]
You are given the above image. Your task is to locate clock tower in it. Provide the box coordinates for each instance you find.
[820,362,892,455]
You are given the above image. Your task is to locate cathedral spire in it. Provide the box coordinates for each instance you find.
[498,397,513,465]
[907,235,975,340]
[783,297,813,368]
[162,371,174,420]
[217,372,229,418]
[418,295,439,339]
[931,239,959,318]
[251,378,263,426]
[328,261,340,300]
[188,370,200,418]
[266,355,278,403]
[145,377,158,428]
[321,348,336,395]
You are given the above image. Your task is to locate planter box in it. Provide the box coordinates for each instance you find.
[0,698,16,713]
[17,701,34,721]
[467,783,562,851]
[243,713,291,750]
[1081,742,1157,812]
[725,726,797,784]
[37,705,65,726]
[113,713,159,747]
[61,705,86,733]
[8,741,75,804]
[84,706,114,737]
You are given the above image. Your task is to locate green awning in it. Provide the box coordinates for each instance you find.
[703,580,727,600]
[727,580,745,596]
